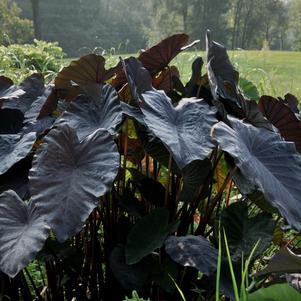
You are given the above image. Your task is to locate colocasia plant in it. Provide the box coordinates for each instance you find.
[0,31,301,301]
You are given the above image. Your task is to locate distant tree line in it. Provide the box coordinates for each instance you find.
[2,0,301,55]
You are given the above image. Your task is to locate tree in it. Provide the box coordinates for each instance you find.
[30,0,41,39]
[0,0,33,45]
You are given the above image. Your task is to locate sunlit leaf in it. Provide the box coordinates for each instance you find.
[165,235,217,276]
[0,190,49,277]
[141,90,217,169]
[139,33,189,75]
[30,124,119,242]
[239,77,260,101]
[2,74,45,113]
[55,54,117,100]
[212,117,301,231]
[56,84,123,139]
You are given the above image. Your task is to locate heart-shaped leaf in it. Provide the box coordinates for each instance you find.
[56,85,123,139]
[212,117,301,231]
[165,235,218,276]
[0,190,49,277]
[30,124,119,242]
[55,54,117,100]
[141,90,217,169]
[139,33,189,75]
[219,202,276,260]
[0,132,36,175]
[259,95,301,152]
[126,208,179,264]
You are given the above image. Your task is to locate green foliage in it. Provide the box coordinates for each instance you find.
[0,0,33,45]
[124,291,151,301]
[0,39,65,82]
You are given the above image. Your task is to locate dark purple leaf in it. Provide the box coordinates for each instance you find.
[0,132,36,175]
[212,117,301,231]
[140,90,217,169]
[56,84,123,139]
[165,235,217,276]
[0,190,49,277]
[30,124,119,242]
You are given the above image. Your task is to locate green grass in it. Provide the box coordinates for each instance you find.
[170,50,301,100]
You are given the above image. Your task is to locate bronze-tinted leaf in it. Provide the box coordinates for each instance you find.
[55,54,117,100]
[139,33,189,75]
[258,95,301,151]
[152,66,180,93]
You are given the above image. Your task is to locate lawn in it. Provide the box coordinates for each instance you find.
[177,50,301,100]
[107,50,301,100]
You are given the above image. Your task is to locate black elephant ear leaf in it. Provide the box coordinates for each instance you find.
[122,57,153,102]
[140,90,217,169]
[165,235,217,276]
[0,190,49,278]
[125,208,179,264]
[29,124,119,242]
[206,30,239,104]
[282,93,299,114]
[219,202,276,261]
[56,84,123,139]
[258,95,301,152]
[23,86,56,135]
[2,73,45,113]
[212,117,301,232]
[0,76,25,103]
[139,33,189,75]
[185,57,204,97]
[0,132,36,175]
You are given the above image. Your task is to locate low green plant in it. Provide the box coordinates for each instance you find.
[0,39,65,82]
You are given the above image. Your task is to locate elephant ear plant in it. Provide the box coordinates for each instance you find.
[0,32,301,301]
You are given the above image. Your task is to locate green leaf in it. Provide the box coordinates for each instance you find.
[219,202,276,261]
[125,208,179,264]
[248,283,301,301]
[239,77,260,101]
